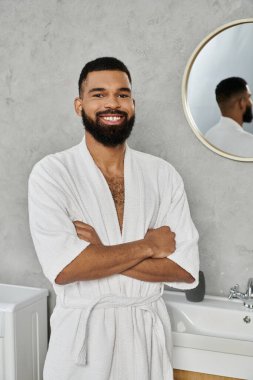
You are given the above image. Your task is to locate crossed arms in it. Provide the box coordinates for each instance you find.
[55,221,194,285]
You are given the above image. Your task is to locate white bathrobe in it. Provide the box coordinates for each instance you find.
[28,137,199,380]
[205,116,253,157]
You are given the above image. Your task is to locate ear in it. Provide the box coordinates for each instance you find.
[238,96,246,112]
[74,97,83,116]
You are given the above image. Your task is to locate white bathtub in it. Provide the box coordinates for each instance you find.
[163,290,253,379]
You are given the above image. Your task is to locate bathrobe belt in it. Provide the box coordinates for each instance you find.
[59,290,170,368]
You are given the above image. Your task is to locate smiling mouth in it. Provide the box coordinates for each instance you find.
[98,114,126,125]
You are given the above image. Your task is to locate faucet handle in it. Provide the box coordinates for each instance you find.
[228,284,239,299]
[247,278,253,298]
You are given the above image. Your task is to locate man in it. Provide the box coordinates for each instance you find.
[28,57,199,380]
[205,77,253,157]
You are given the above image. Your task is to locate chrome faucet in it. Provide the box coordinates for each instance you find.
[228,278,253,308]
[246,278,253,298]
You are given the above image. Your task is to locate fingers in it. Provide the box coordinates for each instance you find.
[161,226,173,234]
[171,239,176,252]
[73,221,94,241]
[73,221,102,245]
[161,226,176,240]
[75,228,93,241]
[73,222,95,235]
[145,226,175,238]
[73,221,93,230]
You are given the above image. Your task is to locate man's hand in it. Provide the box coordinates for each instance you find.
[144,226,176,259]
[73,221,103,245]
[56,222,179,285]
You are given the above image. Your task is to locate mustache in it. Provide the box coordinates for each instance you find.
[96,109,128,117]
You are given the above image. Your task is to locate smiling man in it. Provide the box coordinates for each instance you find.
[28,57,199,380]
[79,69,135,147]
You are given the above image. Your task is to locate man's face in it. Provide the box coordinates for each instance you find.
[76,70,135,146]
[243,85,253,123]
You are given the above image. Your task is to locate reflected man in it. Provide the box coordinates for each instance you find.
[205,77,253,157]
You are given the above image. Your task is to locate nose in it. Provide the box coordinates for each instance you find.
[104,95,121,109]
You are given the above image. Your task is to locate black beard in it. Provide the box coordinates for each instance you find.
[243,105,253,123]
[81,109,135,147]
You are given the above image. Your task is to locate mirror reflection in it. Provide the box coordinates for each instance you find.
[205,77,253,157]
[183,20,253,161]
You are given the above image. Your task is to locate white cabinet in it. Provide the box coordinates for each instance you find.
[0,284,48,380]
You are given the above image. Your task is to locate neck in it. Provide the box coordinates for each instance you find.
[85,132,126,176]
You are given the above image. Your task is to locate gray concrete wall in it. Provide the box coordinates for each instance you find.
[1,0,253,312]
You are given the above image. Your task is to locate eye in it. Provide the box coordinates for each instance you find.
[93,93,104,98]
[118,94,130,98]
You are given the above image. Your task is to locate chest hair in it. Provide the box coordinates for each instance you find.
[104,176,125,230]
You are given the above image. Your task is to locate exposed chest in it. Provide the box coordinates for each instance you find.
[104,176,125,231]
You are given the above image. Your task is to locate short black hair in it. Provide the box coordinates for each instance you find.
[215,77,248,104]
[78,57,132,96]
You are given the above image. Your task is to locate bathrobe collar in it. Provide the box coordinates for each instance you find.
[220,116,244,132]
[78,137,144,245]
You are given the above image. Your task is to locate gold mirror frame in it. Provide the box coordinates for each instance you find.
[182,19,253,162]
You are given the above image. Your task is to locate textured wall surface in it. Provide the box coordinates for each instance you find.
[1,0,253,312]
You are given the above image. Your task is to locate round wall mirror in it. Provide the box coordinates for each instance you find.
[182,19,253,162]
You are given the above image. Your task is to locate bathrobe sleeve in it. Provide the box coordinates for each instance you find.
[28,158,89,284]
[161,165,199,290]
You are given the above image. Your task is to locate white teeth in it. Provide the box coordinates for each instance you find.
[103,116,121,121]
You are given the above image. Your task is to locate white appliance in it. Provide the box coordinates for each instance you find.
[0,283,48,380]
